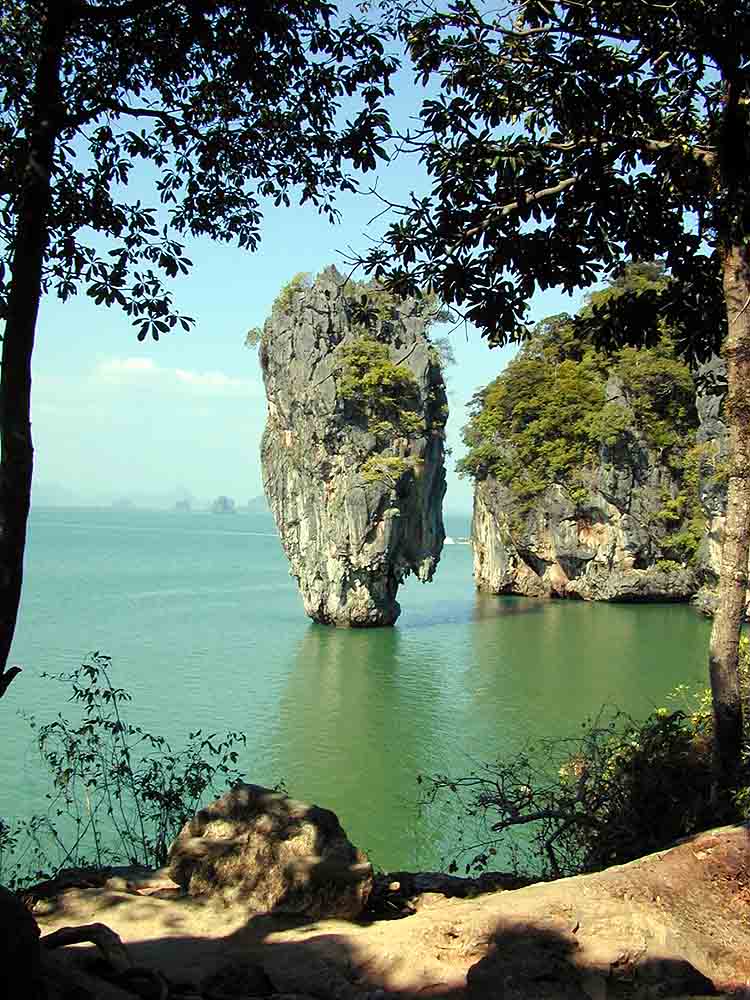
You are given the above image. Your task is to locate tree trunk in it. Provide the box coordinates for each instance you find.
[708,243,750,786]
[0,4,68,685]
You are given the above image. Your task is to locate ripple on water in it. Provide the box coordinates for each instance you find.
[5,509,711,871]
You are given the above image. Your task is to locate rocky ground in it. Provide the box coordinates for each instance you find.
[11,824,750,999]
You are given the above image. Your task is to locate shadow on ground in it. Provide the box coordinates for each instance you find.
[32,823,750,999]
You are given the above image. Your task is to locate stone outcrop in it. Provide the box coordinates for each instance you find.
[168,783,373,918]
[473,379,695,601]
[472,372,732,606]
[259,267,447,626]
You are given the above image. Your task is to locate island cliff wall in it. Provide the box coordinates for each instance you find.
[460,263,745,613]
[260,267,447,626]
[471,367,734,610]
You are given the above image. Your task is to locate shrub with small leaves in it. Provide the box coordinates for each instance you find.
[420,643,750,882]
[1,653,248,887]
[336,336,422,437]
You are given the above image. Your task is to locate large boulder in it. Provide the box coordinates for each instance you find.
[168,784,372,919]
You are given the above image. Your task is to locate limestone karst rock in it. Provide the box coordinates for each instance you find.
[470,362,741,610]
[471,381,700,602]
[259,267,447,626]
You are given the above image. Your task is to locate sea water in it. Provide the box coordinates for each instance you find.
[2,508,710,870]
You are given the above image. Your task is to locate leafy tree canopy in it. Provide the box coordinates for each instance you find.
[358,0,749,361]
[0,0,395,340]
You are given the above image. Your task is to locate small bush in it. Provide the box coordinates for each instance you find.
[272,272,312,316]
[360,455,414,486]
[337,336,420,420]
[420,709,719,881]
[421,639,750,881]
[1,653,247,888]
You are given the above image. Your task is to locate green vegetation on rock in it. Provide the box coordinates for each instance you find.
[360,455,415,487]
[459,266,714,562]
[337,336,421,427]
[257,269,448,490]
[655,441,713,565]
[459,315,608,507]
[335,336,427,485]
[329,277,448,486]
[273,272,313,317]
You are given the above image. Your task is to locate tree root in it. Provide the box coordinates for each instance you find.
[42,921,133,974]
[41,921,172,998]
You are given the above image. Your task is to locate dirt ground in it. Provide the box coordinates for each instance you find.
[27,824,750,999]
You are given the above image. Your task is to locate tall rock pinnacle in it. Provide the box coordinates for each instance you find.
[259,267,447,626]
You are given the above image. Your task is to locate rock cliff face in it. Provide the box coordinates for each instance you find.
[472,374,722,604]
[260,267,446,626]
[473,447,694,601]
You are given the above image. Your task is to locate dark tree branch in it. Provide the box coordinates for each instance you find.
[63,100,186,132]
[0,664,22,699]
[464,175,578,238]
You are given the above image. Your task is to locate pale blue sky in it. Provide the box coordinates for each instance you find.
[28,69,585,515]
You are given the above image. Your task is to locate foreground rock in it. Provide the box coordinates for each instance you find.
[168,783,372,919]
[259,267,447,626]
[34,824,750,997]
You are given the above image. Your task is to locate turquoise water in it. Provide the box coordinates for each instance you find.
[3,508,712,870]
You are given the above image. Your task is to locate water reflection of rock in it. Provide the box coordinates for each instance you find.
[472,591,545,622]
[266,625,448,871]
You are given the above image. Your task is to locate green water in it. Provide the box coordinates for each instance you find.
[3,508,711,870]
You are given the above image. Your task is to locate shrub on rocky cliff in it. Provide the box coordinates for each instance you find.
[336,336,424,439]
[459,319,608,506]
